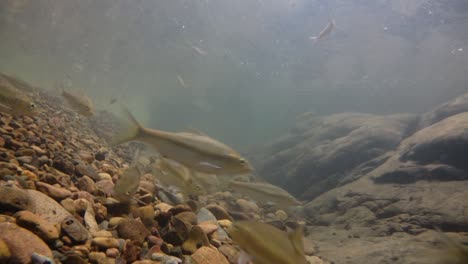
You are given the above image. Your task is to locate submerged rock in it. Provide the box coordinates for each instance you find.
[0,222,53,263]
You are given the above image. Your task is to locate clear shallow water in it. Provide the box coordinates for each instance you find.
[1,0,467,149]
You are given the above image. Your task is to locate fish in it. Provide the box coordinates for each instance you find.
[113,149,142,203]
[177,75,187,88]
[109,98,117,105]
[191,171,219,194]
[309,19,335,42]
[154,157,206,196]
[111,107,253,175]
[0,73,37,94]
[228,180,302,209]
[227,220,308,264]
[191,46,207,56]
[61,89,94,116]
[113,166,142,203]
[0,76,37,115]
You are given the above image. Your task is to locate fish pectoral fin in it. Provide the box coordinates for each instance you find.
[198,161,222,170]
[237,250,253,264]
[288,224,306,255]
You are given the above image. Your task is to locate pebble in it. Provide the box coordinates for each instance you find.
[218,244,239,264]
[236,199,259,213]
[61,216,90,243]
[117,219,150,244]
[0,222,53,263]
[106,247,120,258]
[206,204,233,221]
[36,181,72,200]
[108,217,124,228]
[275,210,288,221]
[175,211,198,226]
[0,238,11,261]
[15,210,60,242]
[77,176,97,194]
[97,172,113,181]
[155,203,173,213]
[191,246,229,264]
[92,237,122,249]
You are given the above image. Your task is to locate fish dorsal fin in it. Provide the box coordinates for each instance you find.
[288,224,305,255]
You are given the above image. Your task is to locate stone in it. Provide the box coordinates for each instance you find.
[191,246,229,264]
[0,222,53,263]
[174,211,197,226]
[25,189,73,225]
[217,220,233,229]
[182,226,210,254]
[155,203,173,213]
[77,175,97,194]
[117,219,150,244]
[15,210,60,242]
[206,204,233,221]
[198,222,218,235]
[108,217,124,228]
[218,245,239,264]
[0,186,31,211]
[275,210,288,221]
[236,199,259,213]
[106,248,120,258]
[92,237,122,249]
[61,216,90,243]
[36,181,72,200]
[0,238,11,262]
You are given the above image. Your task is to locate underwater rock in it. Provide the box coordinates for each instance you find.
[235,199,259,214]
[0,186,31,212]
[182,225,210,254]
[117,219,150,244]
[205,204,233,221]
[15,210,60,242]
[61,216,90,243]
[0,222,53,263]
[256,112,418,200]
[191,246,229,264]
[36,181,72,200]
[174,211,197,226]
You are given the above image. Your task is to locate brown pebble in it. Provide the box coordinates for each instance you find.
[106,248,120,258]
[15,210,60,242]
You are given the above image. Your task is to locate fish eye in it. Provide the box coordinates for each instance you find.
[30,103,35,108]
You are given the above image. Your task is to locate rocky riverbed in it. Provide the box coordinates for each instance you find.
[0,75,327,264]
[253,92,468,263]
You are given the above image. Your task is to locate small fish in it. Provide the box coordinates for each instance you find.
[0,73,37,94]
[109,98,117,105]
[309,19,335,42]
[113,149,142,203]
[61,89,94,116]
[191,45,207,56]
[0,77,37,115]
[154,158,205,196]
[113,166,142,203]
[111,107,253,174]
[227,220,308,264]
[228,180,302,209]
[177,75,187,88]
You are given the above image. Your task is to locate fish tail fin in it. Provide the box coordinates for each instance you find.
[289,223,305,255]
[110,106,144,146]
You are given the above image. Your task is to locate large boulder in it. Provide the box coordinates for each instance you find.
[257,112,418,200]
[304,112,468,231]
